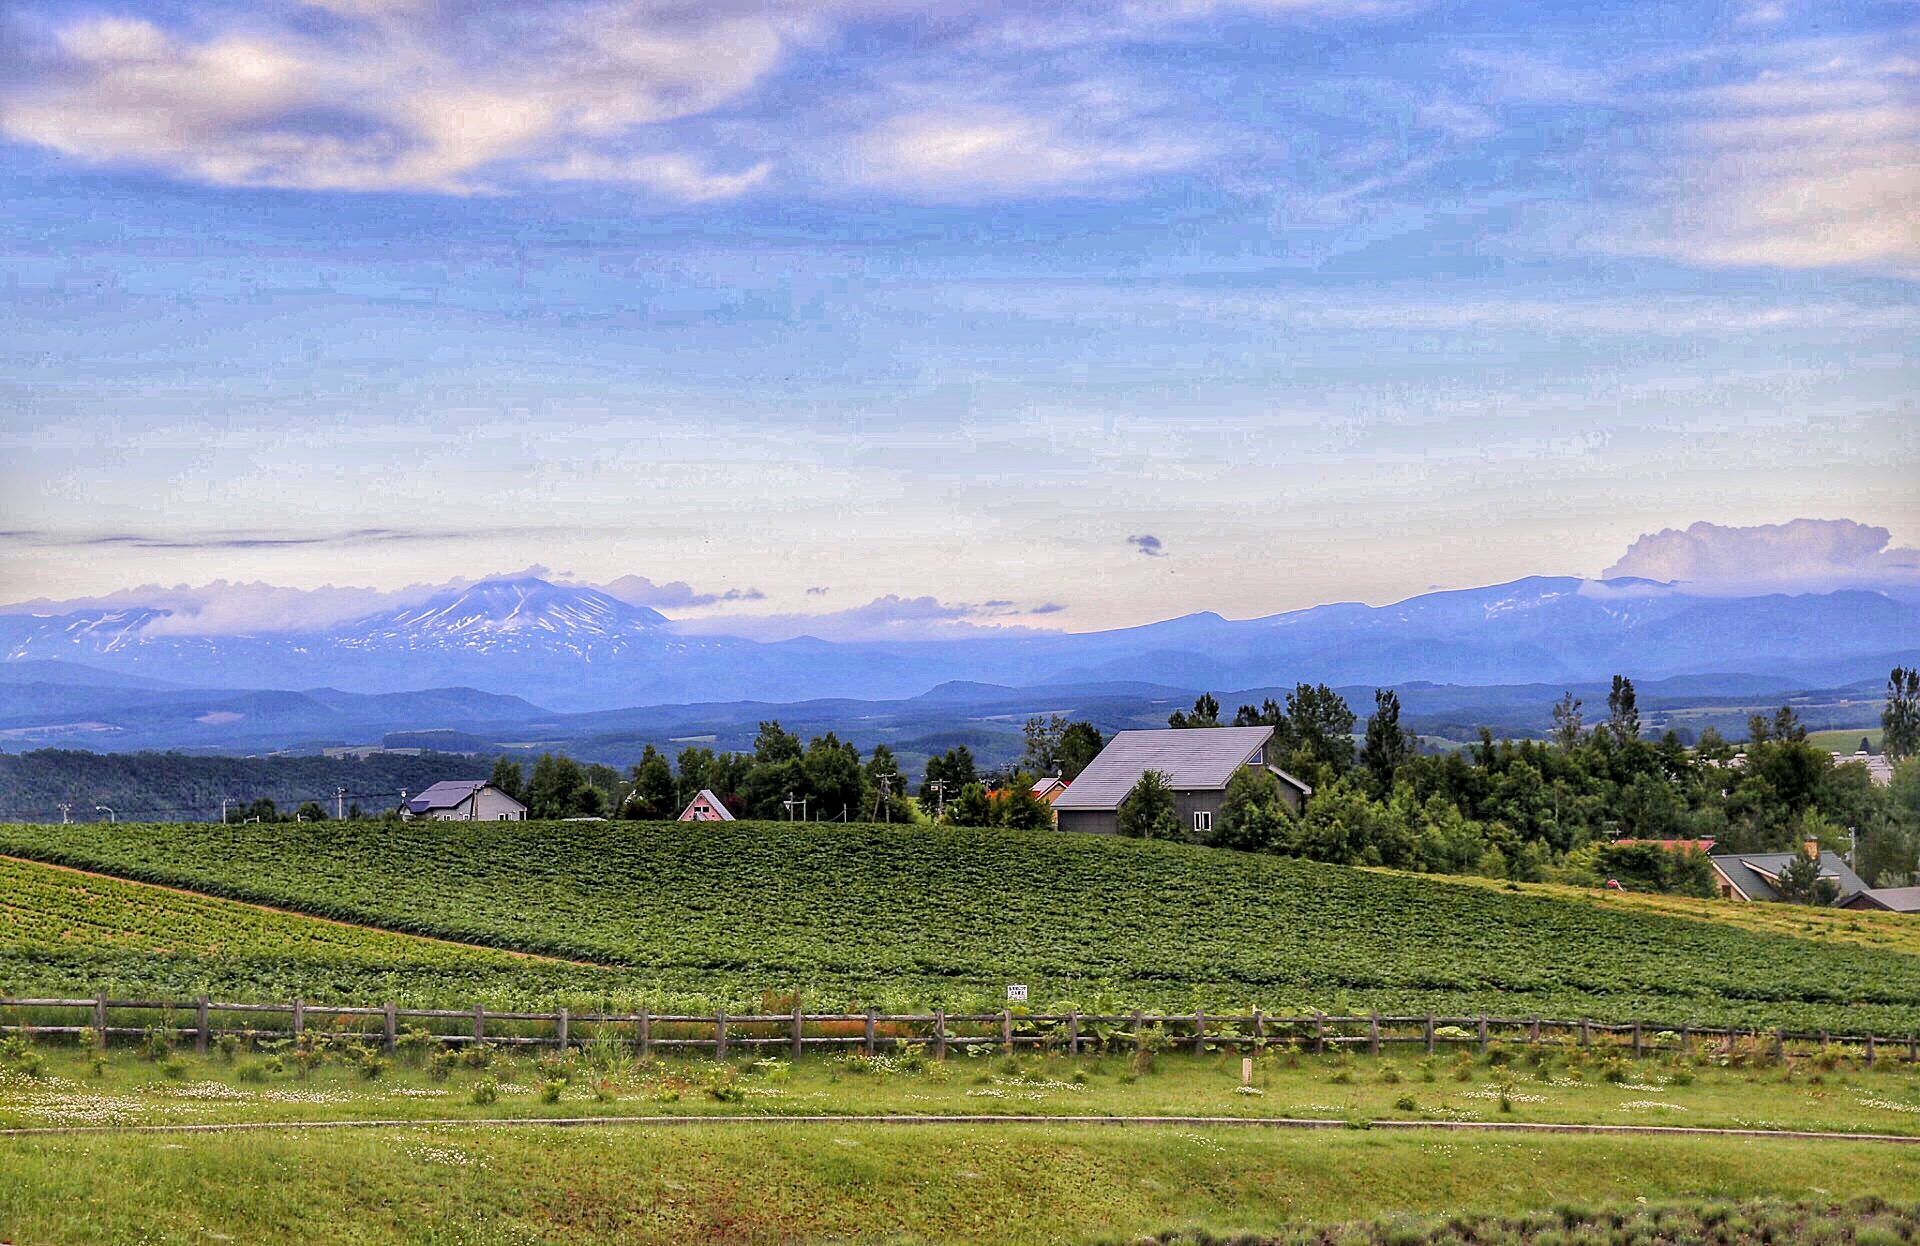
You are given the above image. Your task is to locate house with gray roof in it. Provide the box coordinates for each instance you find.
[1053,726,1311,837]
[401,780,527,822]
[1844,885,1920,914]
[1709,847,1868,905]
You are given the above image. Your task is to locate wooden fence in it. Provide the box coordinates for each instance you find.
[3,997,1918,1065]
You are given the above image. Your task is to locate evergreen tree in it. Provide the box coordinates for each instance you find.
[488,756,526,804]
[1057,721,1106,781]
[1360,688,1412,795]
[625,745,676,819]
[1774,845,1839,906]
[1117,770,1181,840]
[995,773,1053,831]
[1168,694,1220,729]
[948,782,994,826]
[1607,675,1640,745]
[1885,666,1920,762]
[1550,693,1584,751]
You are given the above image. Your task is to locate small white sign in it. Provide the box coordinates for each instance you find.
[1006,984,1028,1003]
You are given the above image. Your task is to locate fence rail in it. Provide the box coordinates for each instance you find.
[3,996,1919,1065]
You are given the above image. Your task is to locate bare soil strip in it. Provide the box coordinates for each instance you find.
[6,1114,1920,1143]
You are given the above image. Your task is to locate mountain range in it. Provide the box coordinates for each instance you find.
[0,572,1913,758]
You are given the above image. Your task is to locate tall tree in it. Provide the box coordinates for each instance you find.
[624,745,676,819]
[947,782,994,827]
[863,744,910,822]
[1286,683,1356,776]
[488,756,526,804]
[1117,770,1181,840]
[995,772,1054,831]
[1606,675,1640,745]
[526,753,592,820]
[1021,715,1069,774]
[1886,666,1920,762]
[1360,688,1412,794]
[802,732,864,821]
[1549,693,1584,751]
[920,745,978,812]
[1056,721,1106,781]
[1168,694,1221,729]
[1774,845,1840,906]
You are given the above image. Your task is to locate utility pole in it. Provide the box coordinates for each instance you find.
[336,787,347,821]
[782,792,807,823]
[57,803,71,825]
[221,797,233,825]
[871,773,898,823]
[928,780,947,822]
[94,805,115,824]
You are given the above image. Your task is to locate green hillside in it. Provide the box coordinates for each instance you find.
[5,819,1920,1030]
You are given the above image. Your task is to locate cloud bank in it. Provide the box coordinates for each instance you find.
[669,594,1068,642]
[1603,519,1920,592]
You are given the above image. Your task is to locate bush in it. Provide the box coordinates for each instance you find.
[357,1054,386,1080]
[216,1033,244,1062]
[470,1078,498,1106]
[540,1079,565,1104]
[1378,1061,1403,1084]
[1393,1094,1417,1112]
[237,1060,269,1084]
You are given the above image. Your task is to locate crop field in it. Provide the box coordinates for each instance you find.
[0,856,631,1007]
[7,820,1920,1030]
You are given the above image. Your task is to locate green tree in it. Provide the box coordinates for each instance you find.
[863,744,910,822]
[294,800,327,823]
[802,733,865,821]
[1286,683,1356,778]
[526,753,593,820]
[1550,692,1584,750]
[1021,715,1069,774]
[624,745,676,819]
[1117,770,1181,840]
[1215,766,1291,852]
[1057,722,1106,782]
[1607,675,1640,745]
[920,746,979,811]
[995,773,1053,831]
[1359,688,1412,795]
[488,756,526,804]
[1885,666,1920,762]
[948,782,994,827]
[1168,694,1221,729]
[1774,844,1840,906]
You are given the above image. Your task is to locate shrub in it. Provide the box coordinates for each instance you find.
[427,1049,457,1082]
[237,1060,269,1084]
[540,1079,565,1104]
[1378,1061,1403,1084]
[216,1033,244,1062]
[357,1054,386,1080]
[1393,1094,1417,1112]
[159,1057,188,1080]
[470,1078,498,1106]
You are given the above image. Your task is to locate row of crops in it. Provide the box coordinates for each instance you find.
[5,819,1920,1029]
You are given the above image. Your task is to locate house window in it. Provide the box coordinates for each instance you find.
[1249,748,1263,765]
[1194,810,1213,834]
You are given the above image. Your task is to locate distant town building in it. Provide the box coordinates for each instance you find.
[1832,750,1895,787]
[1053,726,1311,837]
[401,780,527,822]
[677,790,736,822]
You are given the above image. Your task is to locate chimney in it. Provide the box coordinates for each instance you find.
[1804,837,1820,860]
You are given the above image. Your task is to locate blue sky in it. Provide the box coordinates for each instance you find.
[0,0,1915,634]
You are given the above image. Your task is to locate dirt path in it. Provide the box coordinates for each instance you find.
[5,1113,1920,1143]
[0,852,613,969]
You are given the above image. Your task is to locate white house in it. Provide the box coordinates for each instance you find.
[402,780,527,822]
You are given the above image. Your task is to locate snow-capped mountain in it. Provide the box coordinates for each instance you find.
[1,574,1916,713]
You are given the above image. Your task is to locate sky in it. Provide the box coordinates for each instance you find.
[0,0,1916,636]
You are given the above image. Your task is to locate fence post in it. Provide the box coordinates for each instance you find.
[1579,1018,1589,1048]
[93,994,107,1049]
[1424,1014,1435,1055]
[1529,1017,1541,1044]
[1909,1034,1917,1065]
[384,1003,397,1054]
[1369,1011,1381,1057]
[1477,1015,1488,1054]
[1000,1009,1013,1052]
[472,1004,486,1044]
[638,1007,651,1059]
[1133,1010,1145,1055]
[195,996,210,1055]
[292,999,305,1040]
[1865,1032,1876,1067]
[1631,1021,1642,1058]
[1774,1028,1786,1060]
[556,1007,569,1053]
[1678,1023,1689,1055]
[1194,1010,1206,1053]
[933,1007,947,1061]
[863,1009,876,1057]
[792,1003,805,1060]
[716,1010,728,1060]
[1067,1010,1080,1056]
[1253,1009,1265,1048]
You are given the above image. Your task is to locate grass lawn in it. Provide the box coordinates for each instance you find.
[5,1121,1919,1245]
[8,1042,1920,1138]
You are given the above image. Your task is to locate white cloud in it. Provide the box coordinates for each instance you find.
[1603,519,1920,591]
[670,594,1060,641]
[1618,42,1920,278]
[0,6,789,194]
[847,110,1197,197]
[538,151,772,201]
[595,574,767,608]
